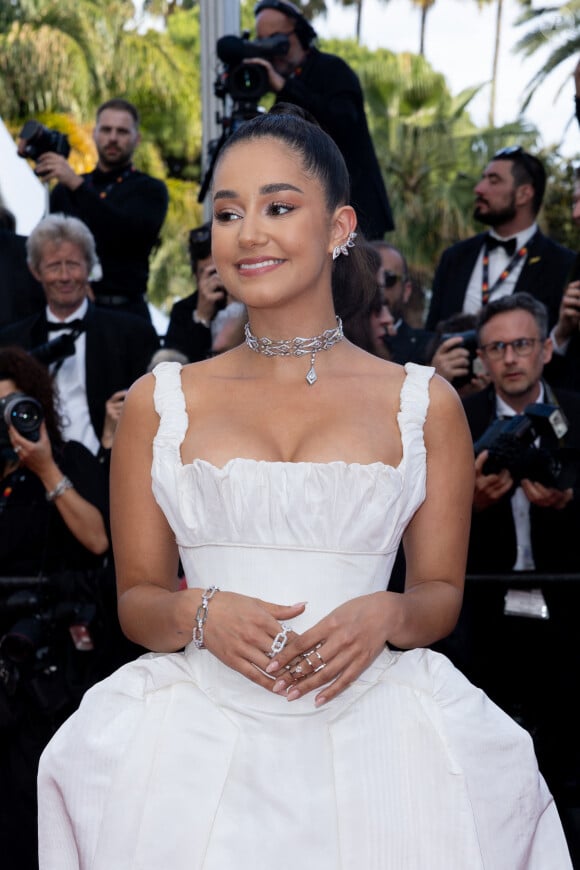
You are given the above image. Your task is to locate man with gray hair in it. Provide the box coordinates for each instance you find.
[0,213,159,455]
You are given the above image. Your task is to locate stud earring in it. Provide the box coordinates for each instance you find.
[332,231,357,260]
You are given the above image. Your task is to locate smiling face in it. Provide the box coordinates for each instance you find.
[211,137,351,322]
[31,239,90,318]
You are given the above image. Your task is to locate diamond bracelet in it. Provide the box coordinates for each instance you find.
[192,585,219,649]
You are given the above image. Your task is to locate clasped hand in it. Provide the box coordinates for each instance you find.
[201,590,392,707]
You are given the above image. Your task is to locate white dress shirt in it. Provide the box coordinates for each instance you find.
[47,298,100,455]
[463,223,538,316]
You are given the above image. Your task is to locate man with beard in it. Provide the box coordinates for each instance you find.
[425,148,574,339]
[36,99,168,322]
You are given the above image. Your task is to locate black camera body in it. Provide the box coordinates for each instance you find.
[0,392,44,450]
[474,402,580,489]
[0,574,99,722]
[216,32,289,103]
[440,329,479,390]
[31,332,78,368]
[18,119,70,162]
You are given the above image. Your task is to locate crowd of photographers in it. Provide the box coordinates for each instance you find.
[2,0,580,865]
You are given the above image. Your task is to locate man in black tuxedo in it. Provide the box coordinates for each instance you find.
[437,293,580,848]
[370,240,433,364]
[426,147,575,339]
[0,214,159,457]
[250,0,393,240]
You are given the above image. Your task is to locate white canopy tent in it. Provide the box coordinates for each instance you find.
[0,117,47,235]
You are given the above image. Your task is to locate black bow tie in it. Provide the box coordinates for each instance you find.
[46,318,86,333]
[486,235,517,257]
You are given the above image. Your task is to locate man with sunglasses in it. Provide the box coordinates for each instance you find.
[370,240,434,364]
[250,1,394,240]
[426,147,575,335]
[438,293,580,850]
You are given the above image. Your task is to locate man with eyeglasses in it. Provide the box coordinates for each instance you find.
[438,293,580,844]
[426,147,575,338]
[370,240,434,364]
[250,1,394,240]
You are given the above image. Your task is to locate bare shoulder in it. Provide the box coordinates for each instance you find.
[115,372,160,445]
[424,372,472,449]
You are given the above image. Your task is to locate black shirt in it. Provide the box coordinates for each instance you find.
[50,165,169,301]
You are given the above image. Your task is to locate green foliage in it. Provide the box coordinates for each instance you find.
[514,1,580,109]
[2,0,578,314]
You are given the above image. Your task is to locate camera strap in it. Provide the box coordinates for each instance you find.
[85,164,135,200]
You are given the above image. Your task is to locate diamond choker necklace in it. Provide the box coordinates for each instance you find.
[244,316,344,386]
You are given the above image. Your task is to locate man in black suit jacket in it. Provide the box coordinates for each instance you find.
[0,214,159,456]
[0,222,45,330]
[426,148,575,336]
[251,1,393,240]
[437,293,580,837]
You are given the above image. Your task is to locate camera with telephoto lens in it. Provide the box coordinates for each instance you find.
[474,402,580,490]
[0,575,99,723]
[216,32,290,102]
[0,392,43,450]
[17,119,70,162]
[198,31,289,204]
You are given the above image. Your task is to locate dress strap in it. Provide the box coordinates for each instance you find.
[397,363,434,468]
[152,361,188,453]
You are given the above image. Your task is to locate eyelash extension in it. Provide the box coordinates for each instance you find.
[213,210,239,223]
[267,202,295,216]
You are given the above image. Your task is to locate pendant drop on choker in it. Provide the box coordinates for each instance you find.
[244,316,343,386]
[306,351,318,386]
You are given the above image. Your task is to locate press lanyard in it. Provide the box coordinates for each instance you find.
[481,230,538,305]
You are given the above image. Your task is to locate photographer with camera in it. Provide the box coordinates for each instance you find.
[0,346,109,870]
[240,1,393,240]
[164,221,245,361]
[0,214,159,460]
[22,98,168,322]
[436,292,580,853]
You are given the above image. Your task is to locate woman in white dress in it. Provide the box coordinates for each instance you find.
[38,108,572,869]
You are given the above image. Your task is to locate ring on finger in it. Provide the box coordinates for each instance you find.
[301,646,326,673]
[268,623,292,658]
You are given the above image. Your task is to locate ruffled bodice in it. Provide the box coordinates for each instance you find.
[150,361,433,630]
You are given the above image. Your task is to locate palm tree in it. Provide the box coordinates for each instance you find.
[513,0,580,110]
[351,43,539,275]
[409,0,436,56]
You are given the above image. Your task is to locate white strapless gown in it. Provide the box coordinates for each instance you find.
[38,362,572,869]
